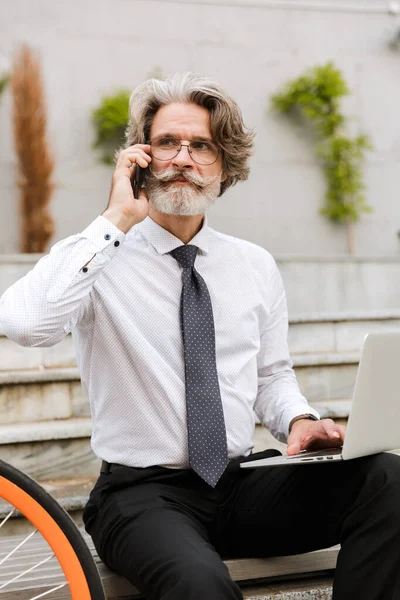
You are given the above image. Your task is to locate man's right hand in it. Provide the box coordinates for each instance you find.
[102,144,152,234]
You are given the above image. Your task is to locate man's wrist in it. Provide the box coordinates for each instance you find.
[102,209,138,235]
[289,414,319,434]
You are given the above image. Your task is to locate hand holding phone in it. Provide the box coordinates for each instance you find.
[102,144,151,233]
[132,163,149,199]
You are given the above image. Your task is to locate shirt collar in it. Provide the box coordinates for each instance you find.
[134,214,210,256]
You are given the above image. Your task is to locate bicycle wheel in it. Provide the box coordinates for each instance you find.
[0,459,105,599]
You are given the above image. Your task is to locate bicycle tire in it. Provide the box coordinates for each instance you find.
[0,458,105,600]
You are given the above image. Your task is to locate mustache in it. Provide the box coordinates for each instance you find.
[149,168,220,189]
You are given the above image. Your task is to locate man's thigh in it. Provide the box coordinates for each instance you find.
[216,453,400,558]
[83,466,242,600]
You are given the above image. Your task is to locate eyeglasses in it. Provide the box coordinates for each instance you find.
[149,136,220,166]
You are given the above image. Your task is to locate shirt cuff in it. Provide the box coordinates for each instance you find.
[80,216,126,251]
[281,405,321,440]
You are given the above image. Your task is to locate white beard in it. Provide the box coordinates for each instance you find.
[145,168,222,216]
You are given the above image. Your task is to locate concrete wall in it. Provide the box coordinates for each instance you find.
[1,0,400,257]
[2,253,400,315]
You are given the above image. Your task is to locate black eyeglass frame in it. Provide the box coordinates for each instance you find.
[147,136,221,166]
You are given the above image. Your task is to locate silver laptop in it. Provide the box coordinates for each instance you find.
[241,331,400,468]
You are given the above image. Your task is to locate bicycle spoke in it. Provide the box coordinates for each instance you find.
[0,529,37,566]
[29,582,68,600]
[0,506,16,530]
[0,460,105,599]
[0,552,56,589]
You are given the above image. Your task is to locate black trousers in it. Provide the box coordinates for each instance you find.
[83,452,400,600]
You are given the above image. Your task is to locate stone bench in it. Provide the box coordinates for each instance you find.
[0,528,338,599]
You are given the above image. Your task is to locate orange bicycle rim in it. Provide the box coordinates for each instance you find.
[0,475,91,599]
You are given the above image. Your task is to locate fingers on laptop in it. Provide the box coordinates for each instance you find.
[287,418,345,455]
[321,419,345,442]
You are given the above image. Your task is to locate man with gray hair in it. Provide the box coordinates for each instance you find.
[1,72,400,600]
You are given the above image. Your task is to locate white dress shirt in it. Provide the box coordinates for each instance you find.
[0,214,319,468]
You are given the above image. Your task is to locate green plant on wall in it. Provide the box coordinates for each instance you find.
[92,90,130,164]
[0,75,8,96]
[270,62,372,255]
[92,67,164,165]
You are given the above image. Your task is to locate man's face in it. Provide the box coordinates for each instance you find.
[145,102,226,216]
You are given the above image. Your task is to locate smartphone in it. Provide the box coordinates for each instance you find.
[132,164,148,199]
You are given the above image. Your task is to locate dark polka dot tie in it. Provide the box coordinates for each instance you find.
[170,244,229,487]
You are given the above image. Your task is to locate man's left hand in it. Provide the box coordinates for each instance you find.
[287,418,346,456]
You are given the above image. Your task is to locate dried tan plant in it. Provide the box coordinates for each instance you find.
[11,44,55,253]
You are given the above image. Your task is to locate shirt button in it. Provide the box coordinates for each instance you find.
[82,267,88,273]
[104,234,111,240]
[114,241,120,247]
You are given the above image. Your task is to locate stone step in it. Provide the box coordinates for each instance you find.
[0,400,349,489]
[295,362,357,405]
[0,354,357,425]
[288,310,400,356]
[0,418,100,481]
[0,312,398,423]
[0,425,283,535]
[0,525,336,598]
[0,351,362,384]
[242,578,333,599]
[0,355,361,385]
[0,418,284,483]
[0,333,77,371]
[0,476,95,536]
[0,369,88,425]
[3,251,400,315]
[1,310,400,371]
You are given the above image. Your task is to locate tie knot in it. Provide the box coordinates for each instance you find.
[170,245,198,269]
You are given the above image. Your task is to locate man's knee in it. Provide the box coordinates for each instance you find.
[364,452,400,486]
[165,563,242,600]
[359,453,400,518]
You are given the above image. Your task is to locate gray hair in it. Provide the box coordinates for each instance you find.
[124,72,255,196]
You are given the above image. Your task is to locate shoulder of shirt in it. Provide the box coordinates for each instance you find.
[208,227,277,271]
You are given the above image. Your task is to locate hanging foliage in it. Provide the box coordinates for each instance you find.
[92,90,131,165]
[0,75,8,96]
[92,66,164,165]
[270,62,372,254]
